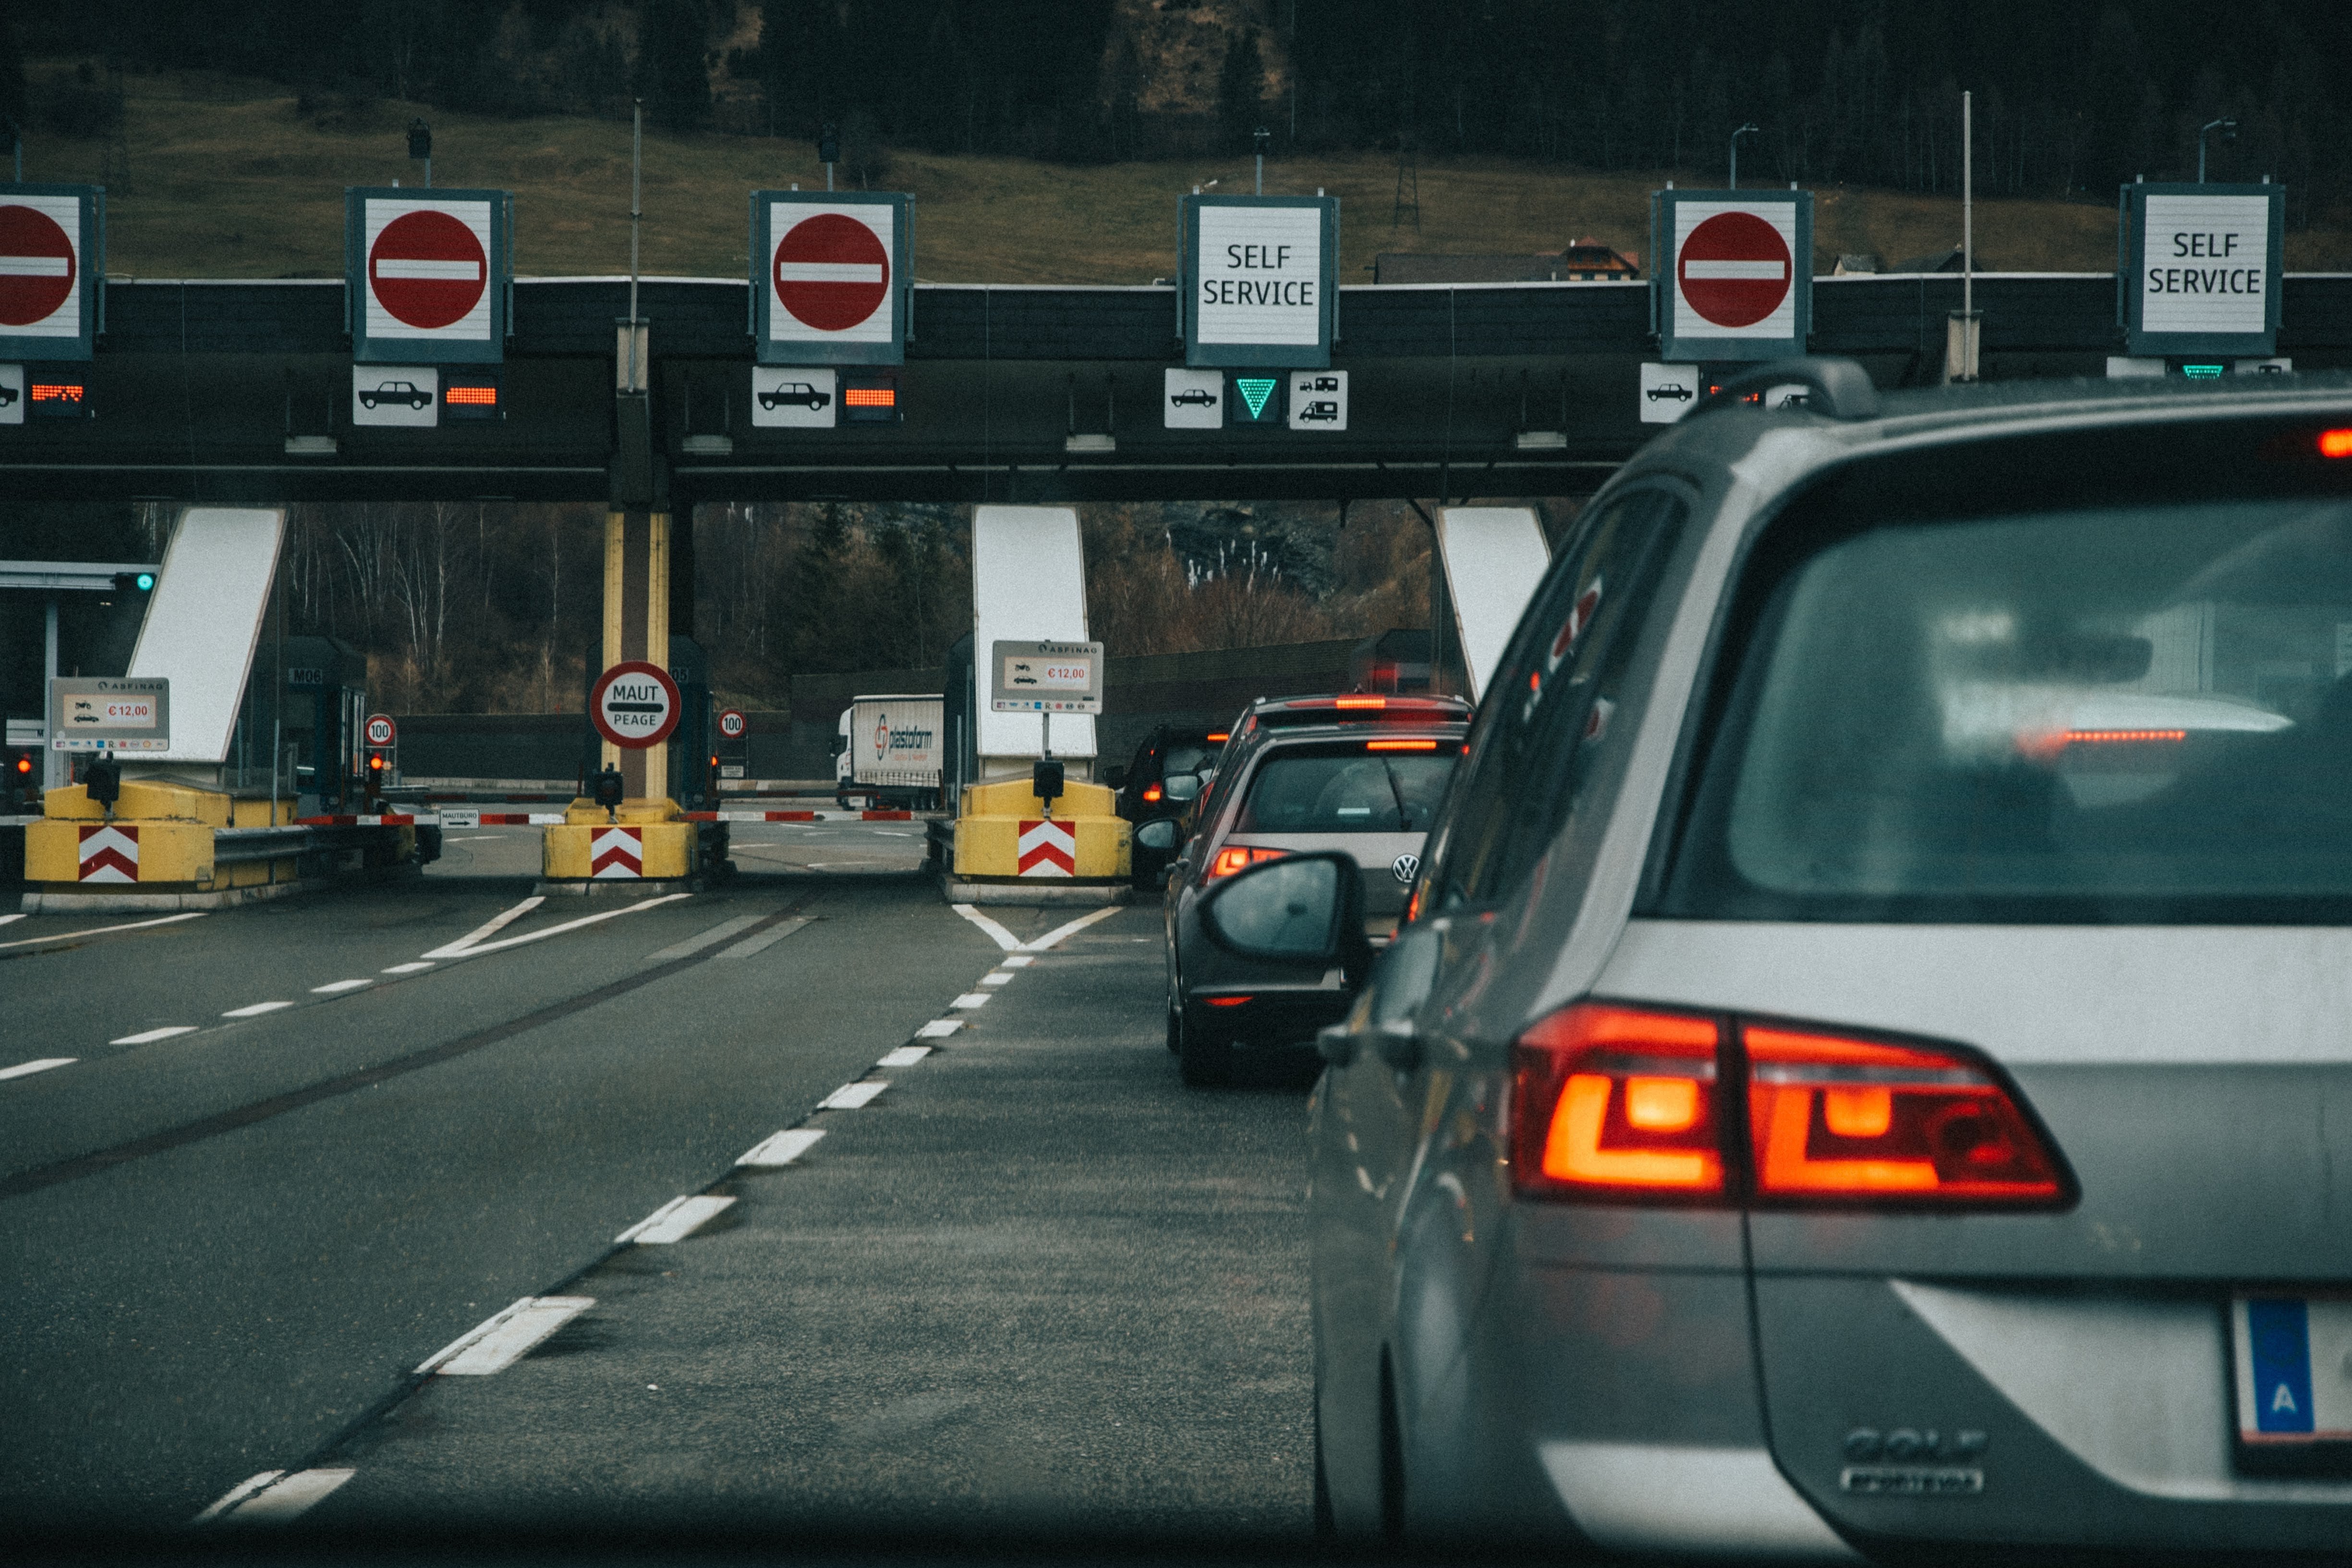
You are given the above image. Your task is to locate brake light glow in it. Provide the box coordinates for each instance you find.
[1142,784,1162,803]
[1203,996,1251,1008]
[1365,739,1440,751]
[1334,697,1386,709]
[1207,845,1286,880]
[2318,428,2352,458]
[1512,1004,1724,1198]
[1743,1026,2066,1204]
[2063,729,2186,745]
[1206,732,1229,742]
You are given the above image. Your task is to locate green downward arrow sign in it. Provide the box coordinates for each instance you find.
[1234,377,1277,418]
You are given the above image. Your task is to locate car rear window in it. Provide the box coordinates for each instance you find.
[1162,743,1215,776]
[1662,489,2352,921]
[1235,744,1458,834]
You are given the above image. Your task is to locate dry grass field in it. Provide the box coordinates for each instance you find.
[22,66,2352,282]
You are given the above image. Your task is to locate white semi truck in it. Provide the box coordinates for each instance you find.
[832,693,945,810]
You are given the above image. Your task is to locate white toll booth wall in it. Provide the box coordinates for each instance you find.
[970,505,1096,779]
[126,507,287,774]
[1434,506,1552,701]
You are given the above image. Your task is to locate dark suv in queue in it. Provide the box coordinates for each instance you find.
[1162,694,1469,1085]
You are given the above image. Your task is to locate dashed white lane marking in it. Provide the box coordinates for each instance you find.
[193,1470,285,1523]
[429,893,691,959]
[915,1019,963,1039]
[999,954,1035,969]
[222,1001,294,1018]
[714,915,811,960]
[979,972,1015,986]
[418,1296,595,1376]
[0,910,205,951]
[950,904,1022,951]
[644,914,765,964]
[0,1057,74,1082]
[819,1080,887,1109]
[111,1026,197,1045]
[951,992,991,1009]
[617,1193,737,1244]
[381,961,434,974]
[0,913,23,928]
[878,1044,932,1067]
[1023,904,1123,952]
[206,1467,356,1523]
[422,895,545,959]
[737,1128,824,1167]
[310,979,372,995]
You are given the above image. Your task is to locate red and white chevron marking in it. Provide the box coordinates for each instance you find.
[590,826,643,879]
[1016,818,1076,878]
[77,824,139,883]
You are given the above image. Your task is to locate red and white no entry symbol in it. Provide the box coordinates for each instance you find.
[717,708,747,740]
[364,713,397,747]
[369,208,487,330]
[1678,210,1793,329]
[0,203,77,328]
[773,213,889,333]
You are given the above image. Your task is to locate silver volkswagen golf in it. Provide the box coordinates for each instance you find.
[1205,362,2352,1557]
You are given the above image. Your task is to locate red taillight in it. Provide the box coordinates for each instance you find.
[1207,844,1285,880]
[1365,738,1439,751]
[1206,732,1229,742]
[1142,783,1163,802]
[1203,996,1251,1008]
[1509,1004,2071,1209]
[1333,696,1387,709]
[1512,1004,1725,1199]
[2319,428,2352,459]
[1743,1026,2066,1205]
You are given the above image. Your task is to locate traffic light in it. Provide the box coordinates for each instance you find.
[593,763,625,819]
[111,571,155,593]
[85,753,121,810]
[818,122,840,165]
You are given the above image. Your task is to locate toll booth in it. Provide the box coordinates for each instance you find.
[666,634,715,812]
[279,635,368,814]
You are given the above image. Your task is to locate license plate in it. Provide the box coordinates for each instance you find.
[2232,1294,2352,1446]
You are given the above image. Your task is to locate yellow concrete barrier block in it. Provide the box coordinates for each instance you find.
[544,807,693,882]
[26,817,217,884]
[951,777,1130,881]
[41,779,232,826]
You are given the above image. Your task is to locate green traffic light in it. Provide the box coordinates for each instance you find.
[135,573,154,590]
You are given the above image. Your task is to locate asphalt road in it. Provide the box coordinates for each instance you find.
[0,833,1314,1549]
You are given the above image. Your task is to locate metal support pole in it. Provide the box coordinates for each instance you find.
[42,595,61,792]
[627,101,642,391]
[826,162,835,192]
[1963,91,1973,324]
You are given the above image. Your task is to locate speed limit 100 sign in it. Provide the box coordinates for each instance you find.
[592,661,681,750]
[717,708,748,740]
[364,713,397,747]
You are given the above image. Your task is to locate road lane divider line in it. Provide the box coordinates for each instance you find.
[617,1194,737,1244]
[999,954,1035,968]
[0,910,206,951]
[111,1026,197,1045]
[1022,904,1124,952]
[0,1057,74,1082]
[434,893,691,959]
[0,913,22,927]
[915,1019,963,1039]
[878,1045,932,1067]
[418,1296,595,1376]
[310,979,372,995]
[980,972,1015,986]
[0,894,816,1206]
[381,961,434,974]
[192,1471,285,1523]
[819,1080,888,1109]
[643,913,765,964]
[204,1467,356,1524]
[950,992,991,1009]
[950,904,1023,951]
[714,915,812,960]
[737,1128,825,1167]
[421,895,545,959]
[222,1001,295,1018]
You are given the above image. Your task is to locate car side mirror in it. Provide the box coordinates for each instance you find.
[1199,852,1366,968]
[1135,818,1181,851]
[1161,772,1201,802]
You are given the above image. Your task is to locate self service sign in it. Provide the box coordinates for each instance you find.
[750,192,912,366]
[346,188,511,364]
[1180,194,1338,369]
[2120,182,2284,358]
[0,184,104,362]
[1651,189,1814,363]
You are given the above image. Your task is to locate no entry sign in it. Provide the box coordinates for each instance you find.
[0,185,101,359]
[1652,190,1812,363]
[750,192,910,365]
[346,189,509,364]
[591,661,681,750]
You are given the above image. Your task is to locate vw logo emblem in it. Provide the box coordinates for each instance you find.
[1391,852,1420,884]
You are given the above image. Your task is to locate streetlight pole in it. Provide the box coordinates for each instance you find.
[2199,117,2237,183]
[1254,126,1271,194]
[1729,122,1759,190]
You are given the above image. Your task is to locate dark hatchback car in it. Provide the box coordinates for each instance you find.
[1162,695,1469,1085]
[1111,723,1232,887]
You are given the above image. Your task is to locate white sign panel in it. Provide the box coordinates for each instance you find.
[1164,368,1224,428]
[1287,369,1347,431]
[0,362,20,425]
[1673,201,1800,342]
[990,639,1103,714]
[1640,362,1699,423]
[2140,195,2270,337]
[751,365,837,428]
[362,197,494,344]
[352,366,438,427]
[0,193,85,339]
[1195,205,1323,347]
[48,676,170,752]
[767,203,895,347]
